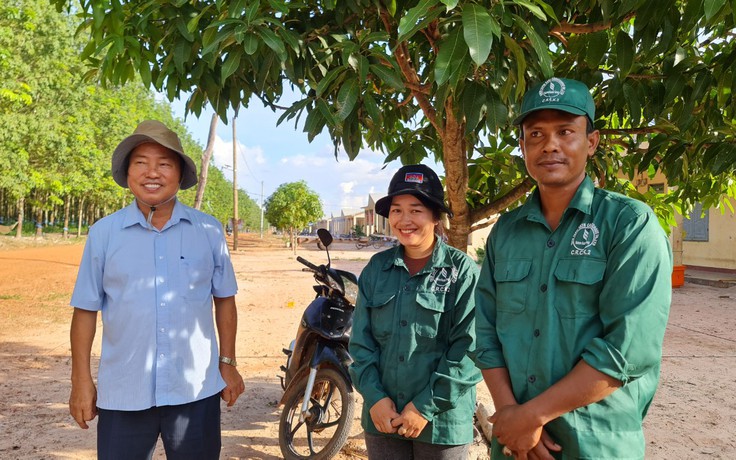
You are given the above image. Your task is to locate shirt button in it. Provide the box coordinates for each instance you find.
[159,353,165,358]
[540,284,547,292]
[399,356,405,362]
[533,329,540,337]
[403,285,410,291]
[528,375,536,383]
[400,320,408,327]
[547,239,555,248]
[159,256,164,260]
[160,302,165,307]
[160,328,165,333]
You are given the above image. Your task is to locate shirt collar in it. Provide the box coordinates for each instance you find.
[381,236,452,273]
[121,198,191,230]
[513,175,596,224]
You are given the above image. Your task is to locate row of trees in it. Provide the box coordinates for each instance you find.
[51,0,736,252]
[0,0,262,238]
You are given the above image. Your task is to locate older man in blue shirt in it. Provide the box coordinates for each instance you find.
[69,120,244,460]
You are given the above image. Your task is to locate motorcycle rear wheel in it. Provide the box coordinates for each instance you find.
[279,368,355,460]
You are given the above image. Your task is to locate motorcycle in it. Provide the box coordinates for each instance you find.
[278,228,359,459]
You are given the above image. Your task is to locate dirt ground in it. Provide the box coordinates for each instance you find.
[0,233,734,459]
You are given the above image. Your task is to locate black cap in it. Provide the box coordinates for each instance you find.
[375,164,453,218]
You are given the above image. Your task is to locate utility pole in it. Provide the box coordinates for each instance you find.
[232,115,239,251]
[260,180,264,239]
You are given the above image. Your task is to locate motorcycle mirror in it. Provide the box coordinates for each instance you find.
[317,228,333,267]
[317,228,333,247]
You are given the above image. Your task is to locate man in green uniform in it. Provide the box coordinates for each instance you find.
[472,77,672,459]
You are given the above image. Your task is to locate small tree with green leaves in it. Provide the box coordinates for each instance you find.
[264,181,323,252]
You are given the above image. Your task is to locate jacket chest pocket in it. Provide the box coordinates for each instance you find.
[365,293,397,341]
[414,291,451,339]
[494,259,532,314]
[553,258,606,318]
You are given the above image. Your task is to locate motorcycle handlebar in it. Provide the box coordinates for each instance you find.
[296,256,320,272]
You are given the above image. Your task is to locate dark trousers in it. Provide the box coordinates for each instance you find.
[365,432,470,460]
[97,394,221,460]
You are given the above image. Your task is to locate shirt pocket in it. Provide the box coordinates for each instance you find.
[553,258,606,318]
[494,259,532,314]
[180,256,214,301]
[415,291,450,339]
[364,293,397,341]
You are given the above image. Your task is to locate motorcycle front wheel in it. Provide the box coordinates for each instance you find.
[279,367,355,460]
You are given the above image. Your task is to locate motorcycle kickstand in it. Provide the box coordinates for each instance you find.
[299,367,319,423]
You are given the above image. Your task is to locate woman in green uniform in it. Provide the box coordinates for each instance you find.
[349,164,482,459]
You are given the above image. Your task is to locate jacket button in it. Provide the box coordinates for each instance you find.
[547,239,555,248]
[399,356,405,362]
[528,375,536,383]
[400,320,408,327]
[533,329,540,337]
[540,284,547,292]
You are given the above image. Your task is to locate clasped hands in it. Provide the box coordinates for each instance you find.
[490,404,561,460]
[369,397,427,439]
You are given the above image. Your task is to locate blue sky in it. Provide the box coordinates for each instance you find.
[170,92,443,218]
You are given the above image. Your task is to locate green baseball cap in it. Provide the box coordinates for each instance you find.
[513,77,595,125]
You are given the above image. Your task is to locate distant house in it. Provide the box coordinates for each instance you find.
[363,194,391,236]
[630,170,736,271]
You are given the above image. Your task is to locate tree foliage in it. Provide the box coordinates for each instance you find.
[0,0,261,236]
[264,180,322,250]
[53,0,736,250]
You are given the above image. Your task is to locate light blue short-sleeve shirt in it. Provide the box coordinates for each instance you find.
[71,200,238,410]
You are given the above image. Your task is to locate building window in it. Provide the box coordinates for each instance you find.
[683,203,709,242]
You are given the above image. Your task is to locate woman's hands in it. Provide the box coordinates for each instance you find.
[391,402,428,438]
[369,397,400,433]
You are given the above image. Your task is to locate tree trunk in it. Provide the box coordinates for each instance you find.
[442,96,470,253]
[15,196,24,238]
[35,208,43,238]
[194,113,218,210]
[77,196,85,237]
[63,195,71,238]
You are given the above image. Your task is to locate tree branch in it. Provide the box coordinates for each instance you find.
[378,6,443,139]
[470,178,534,224]
[550,12,635,34]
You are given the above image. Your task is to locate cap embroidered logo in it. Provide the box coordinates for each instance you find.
[539,77,566,103]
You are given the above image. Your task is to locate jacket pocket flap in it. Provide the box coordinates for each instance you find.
[494,259,532,283]
[554,258,606,285]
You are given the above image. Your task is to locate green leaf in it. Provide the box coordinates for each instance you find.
[462,82,487,133]
[363,93,381,121]
[664,73,687,105]
[616,30,634,78]
[316,67,342,97]
[397,0,439,43]
[303,108,326,142]
[369,63,405,90]
[511,0,548,21]
[435,28,467,86]
[441,0,459,10]
[317,99,337,127]
[336,79,359,120]
[257,27,286,60]
[512,15,552,77]
[704,0,726,21]
[243,33,259,55]
[486,90,509,132]
[585,31,609,69]
[503,35,527,100]
[462,4,494,66]
[221,48,243,81]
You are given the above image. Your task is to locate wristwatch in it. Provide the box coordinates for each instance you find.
[219,356,238,367]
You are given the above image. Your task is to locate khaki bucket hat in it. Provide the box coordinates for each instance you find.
[111,120,198,190]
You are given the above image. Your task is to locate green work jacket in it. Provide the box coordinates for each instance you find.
[473,177,672,459]
[349,238,482,445]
